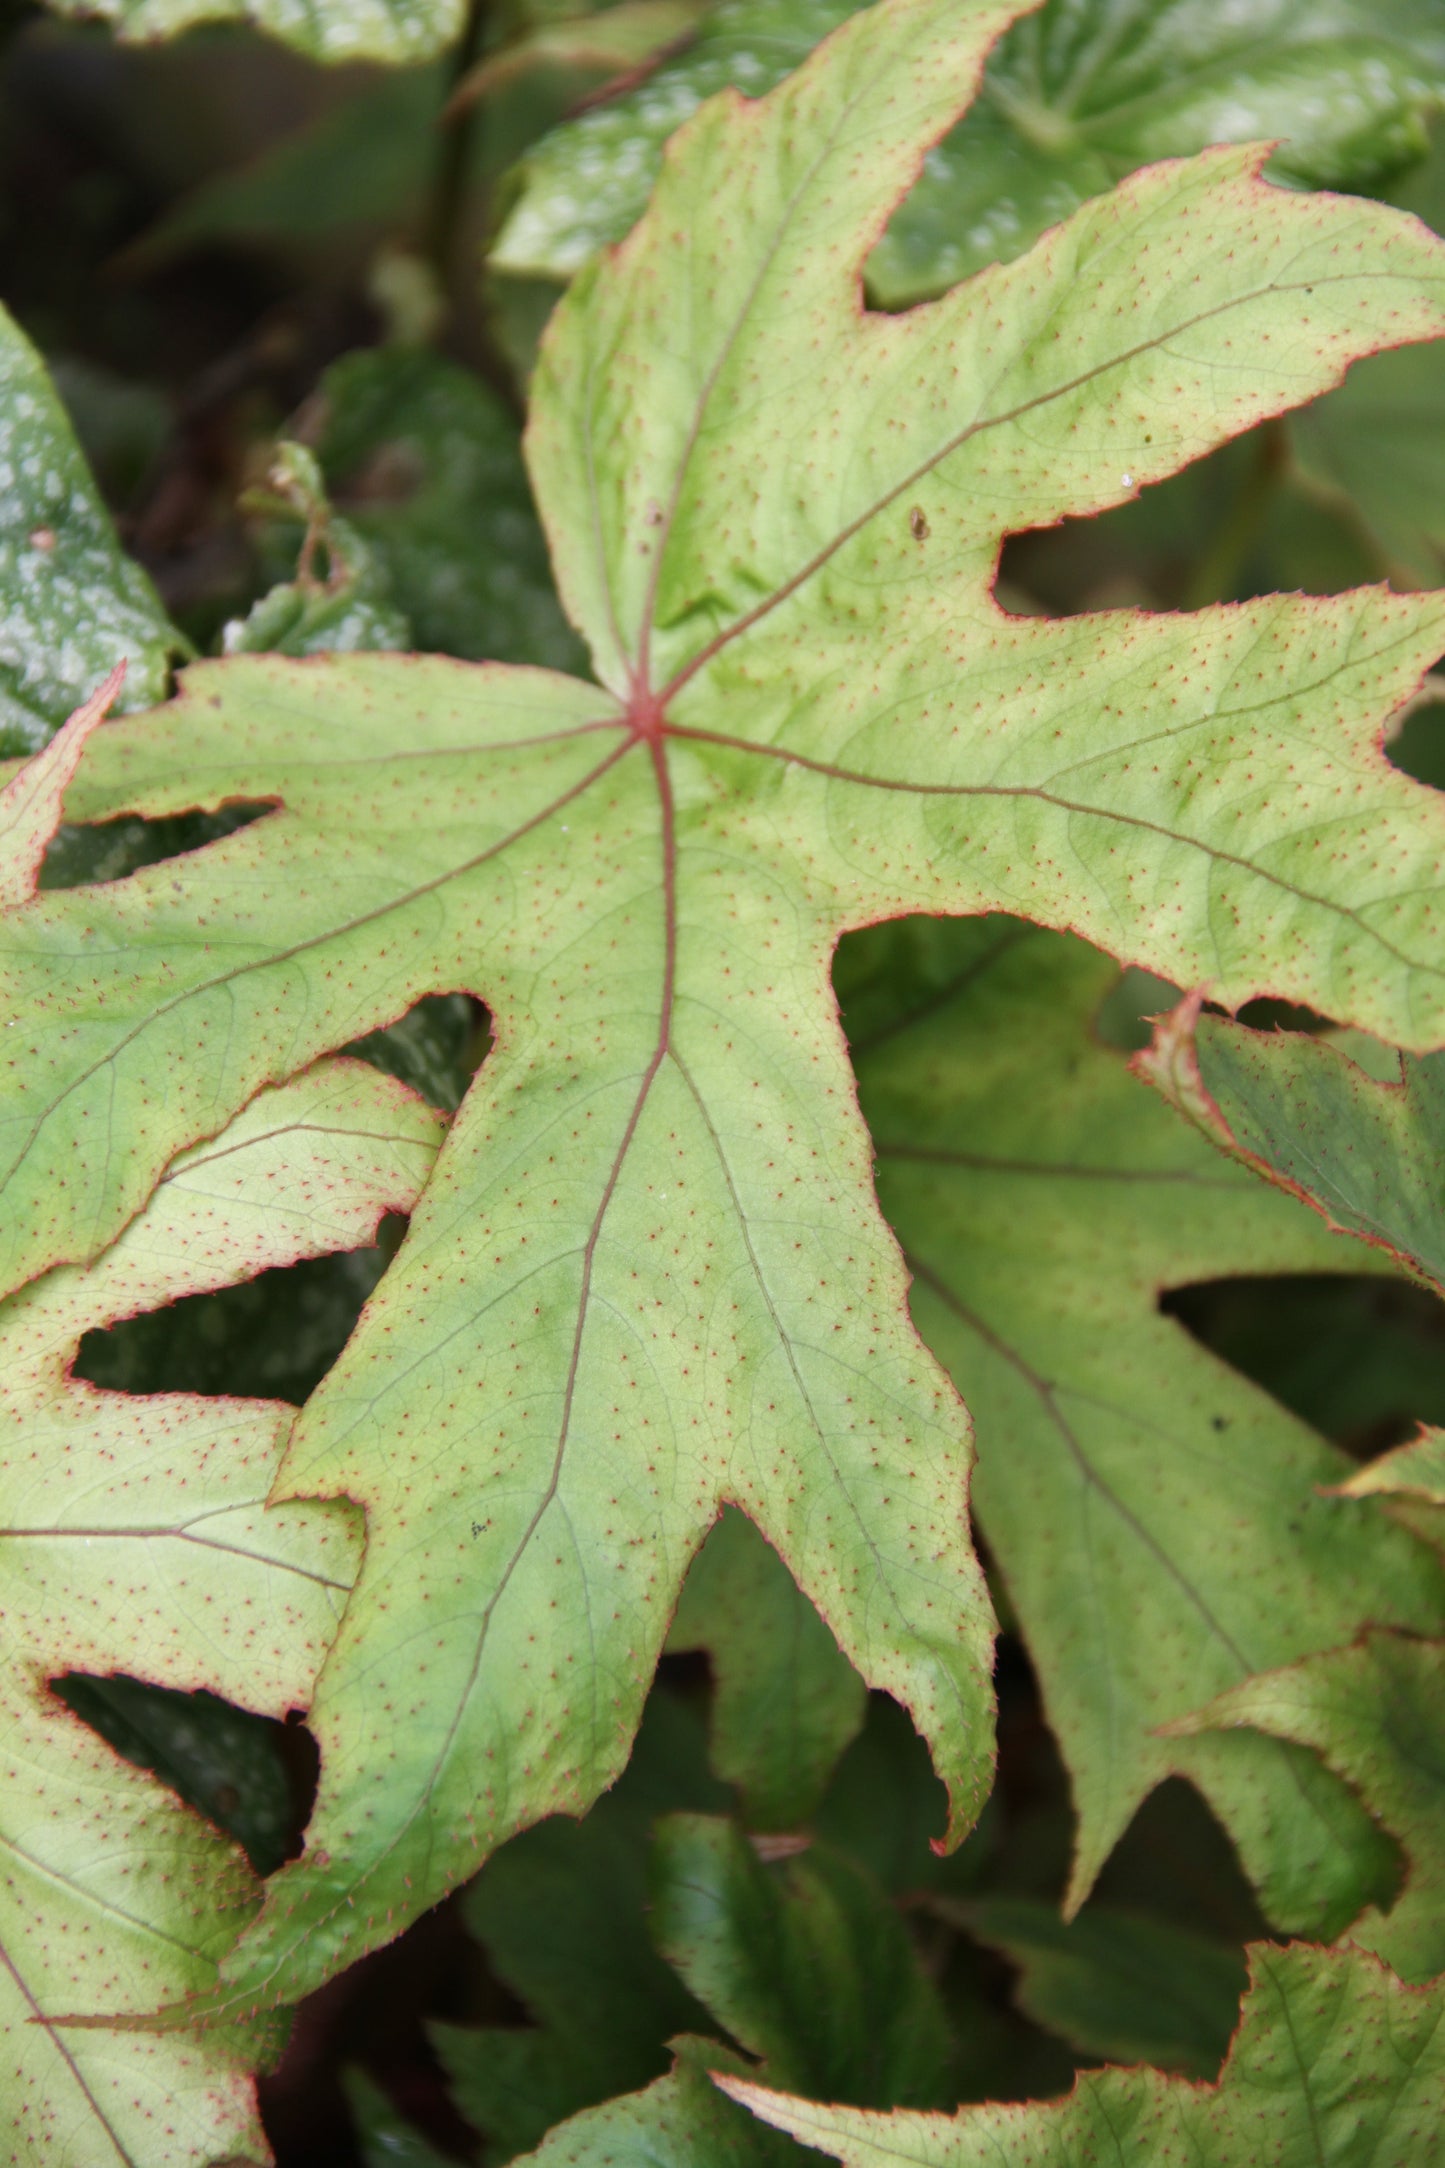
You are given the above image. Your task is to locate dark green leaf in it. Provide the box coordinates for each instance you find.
[649,1816,952,2108]
[0,306,176,756]
[946,1896,1247,2077]
[492,0,1445,301]
[310,347,585,671]
[432,1693,725,2162]
[668,1509,866,1830]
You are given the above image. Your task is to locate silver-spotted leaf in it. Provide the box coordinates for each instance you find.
[492,0,1445,301]
[38,0,463,62]
[0,311,175,758]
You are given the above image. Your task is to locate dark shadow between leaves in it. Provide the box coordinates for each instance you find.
[52,1674,318,1878]
[1163,1273,1445,1462]
[39,801,274,889]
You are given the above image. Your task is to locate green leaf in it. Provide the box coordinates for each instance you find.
[1337,1427,1445,1504]
[453,0,706,111]
[1292,129,1445,585]
[1173,1634,1445,1986]
[518,2039,803,2167]
[432,1691,723,2162]
[0,1054,441,2167]
[944,1895,1247,2078]
[38,0,464,63]
[307,347,585,670]
[649,1816,952,2106]
[0,309,176,757]
[667,1509,867,1829]
[6,0,1445,2012]
[1139,999,1445,1294]
[846,919,1445,1927]
[227,443,414,660]
[346,2067,462,2168]
[491,0,1445,298]
[724,1943,1445,2164]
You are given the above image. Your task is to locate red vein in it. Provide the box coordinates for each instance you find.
[2,737,635,1221]
[229,735,683,2001]
[0,1934,135,2167]
[666,723,1445,983]
[657,274,1404,703]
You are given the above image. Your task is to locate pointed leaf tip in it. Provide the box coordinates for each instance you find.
[0,660,125,909]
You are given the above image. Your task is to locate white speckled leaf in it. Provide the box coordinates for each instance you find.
[0,311,175,758]
[39,0,461,62]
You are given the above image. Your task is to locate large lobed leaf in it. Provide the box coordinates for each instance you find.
[845,918,1445,1926]
[725,1943,1445,2165]
[492,0,1445,299]
[5,0,1445,2014]
[0,1052,441,2163]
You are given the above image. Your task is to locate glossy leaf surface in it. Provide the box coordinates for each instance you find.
[649,1815,952,2107]
[5,0,1445,2014]
[725,1944,1445,2165]
[492,0,1445,300]
[39,0,463,62]
[0,311,175,757]
[846,919,1445,1921]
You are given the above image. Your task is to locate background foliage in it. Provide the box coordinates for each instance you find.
[2,0,1445,2160]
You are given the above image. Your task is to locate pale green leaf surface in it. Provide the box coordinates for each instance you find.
[519,2040,802,2167]
[1138,1001,1445,1293]
[0,667,122,909]
[667,1508,866,1829]
[1175,1634,1445,1985]
[945,1895,1246,2077]
[847,918,1445,1921]
[0,1056,440,2166]
[1338,1427,1445,1503]
[39,0,463,62]
[649,1815,952,2106]
[492,0,1445,299]
[0,310,175,759]
[5,0,1445,2011]
[723,1944,1445,2165]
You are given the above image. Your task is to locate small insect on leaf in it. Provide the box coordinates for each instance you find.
[909,505,930,540]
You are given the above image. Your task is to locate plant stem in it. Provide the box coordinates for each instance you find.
[425,0,494,288]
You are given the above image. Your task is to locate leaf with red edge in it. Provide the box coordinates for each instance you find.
[4,0,1445,2021]
[1171,1633,1445,1986]
[0,1054,441,2165]
[722,1944,1445,2165]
